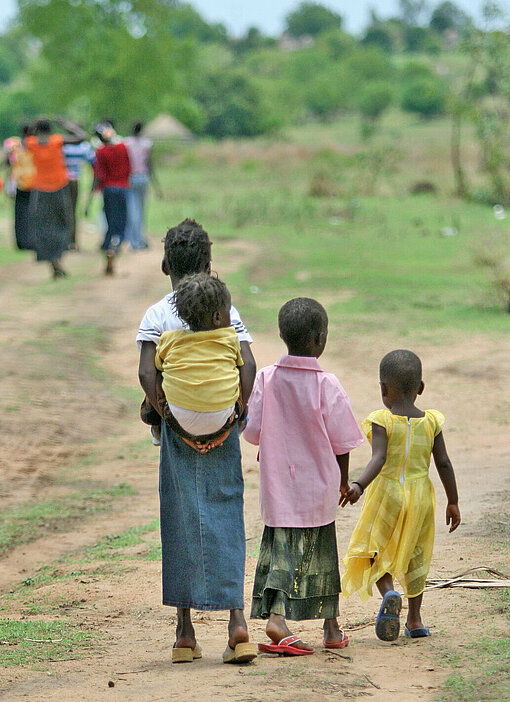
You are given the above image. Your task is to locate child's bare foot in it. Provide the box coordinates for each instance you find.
[265,614,313,651]
[227,609,250,649]
[323,618,348,647]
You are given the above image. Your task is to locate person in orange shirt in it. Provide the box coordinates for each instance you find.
[25,118,80,279]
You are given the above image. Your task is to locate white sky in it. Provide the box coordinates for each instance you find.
[0,0,507,35]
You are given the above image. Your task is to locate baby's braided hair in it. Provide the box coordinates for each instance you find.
[163,219,211,278]
[174,273,230,332]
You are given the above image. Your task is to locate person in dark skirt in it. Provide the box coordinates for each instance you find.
[244,298,363,655]
[25,118,78,278]
[137,219,258,664]
[4,124,35,250]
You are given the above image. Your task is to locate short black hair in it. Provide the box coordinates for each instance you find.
[35,118,51,135]
[278,297,328,353]
[163,219,211,279]
[174,273,230,331]
[380,349,422,394]
[132,121,143,136]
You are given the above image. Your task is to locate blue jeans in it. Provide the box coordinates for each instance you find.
[125,173,148,249]
[102,186,127,252]
[159,423,246,610]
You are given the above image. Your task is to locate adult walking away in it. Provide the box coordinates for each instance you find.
[124,121,162,250]
[25,118,74,279]
[87,123,131,275]
[3,123,35,251]
[137,219,258,664]
[61,117,95,250]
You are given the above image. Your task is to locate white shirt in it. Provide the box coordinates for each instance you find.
[136,291,253,350]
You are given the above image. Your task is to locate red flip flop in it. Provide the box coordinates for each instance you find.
[258,634,314,656]
[323,629,349,649]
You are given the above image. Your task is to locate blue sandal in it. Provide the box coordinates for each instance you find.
[375,590,402,641]
[405,625,430,638]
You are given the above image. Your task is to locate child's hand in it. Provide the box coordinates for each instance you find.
[338,483,349,507]
[446,504,461,532]
[339,483,362,507]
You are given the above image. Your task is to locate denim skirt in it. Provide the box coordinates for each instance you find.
[159,422,245,610]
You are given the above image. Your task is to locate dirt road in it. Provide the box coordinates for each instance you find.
[0,225,508,701]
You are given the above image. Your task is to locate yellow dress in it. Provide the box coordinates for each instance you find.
[342,409,444,601]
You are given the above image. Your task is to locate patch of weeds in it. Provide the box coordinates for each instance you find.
[80,519,160,562]
[0,619,99,666]
[438,590,510,701]
[116,384,145,406]
[0,483,136,556]
[142,543,162,561]
[481,515,510,550]
[248,543,260,559]
[5,564,129,599]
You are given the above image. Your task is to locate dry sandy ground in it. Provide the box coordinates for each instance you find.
[0,223,509,701]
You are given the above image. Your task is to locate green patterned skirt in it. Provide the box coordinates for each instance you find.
[251,522,340,621]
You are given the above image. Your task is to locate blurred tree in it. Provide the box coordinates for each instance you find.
[235,27,276,55]
[195,68,281,137]
[344,47,394,83]
[316,28,357,59]
[458,9,510,203]
[401,76,447,116]
[0,83,42,137]
[430,1,471,33]
[15,0,201,126]
[399,0,430,25]
[357,82,393,138]
[404,25,429,51]
[285,2,343,38]
[362,24,394,52]
[164,3,228,43]
[0,30,28,84]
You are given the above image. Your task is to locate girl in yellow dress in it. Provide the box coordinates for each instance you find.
[341,349,460,641]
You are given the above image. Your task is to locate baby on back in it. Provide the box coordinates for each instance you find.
[155,272,243,437]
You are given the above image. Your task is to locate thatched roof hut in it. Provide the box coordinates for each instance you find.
[142,114,194,141]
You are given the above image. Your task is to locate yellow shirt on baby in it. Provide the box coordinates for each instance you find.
[155,326,243,412]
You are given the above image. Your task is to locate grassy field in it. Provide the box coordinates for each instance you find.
[1,110,509,339]
[150,112,507,337]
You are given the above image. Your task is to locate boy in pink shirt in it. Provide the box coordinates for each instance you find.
[244,298,363,655]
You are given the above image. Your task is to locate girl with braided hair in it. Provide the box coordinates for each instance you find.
[137,219,257,664]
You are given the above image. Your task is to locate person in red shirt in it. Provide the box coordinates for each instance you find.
[88,123,131,275]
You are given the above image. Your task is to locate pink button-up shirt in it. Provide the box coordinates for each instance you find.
[244,355,363,528]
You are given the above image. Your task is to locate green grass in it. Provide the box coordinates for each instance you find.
[136,114,510,339]
[79,519,160,562]
[0,619,99,666]
[0,483,136,556]
[0,245,29,266]
[438,590,510,702]
[1,112,509,339]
